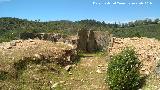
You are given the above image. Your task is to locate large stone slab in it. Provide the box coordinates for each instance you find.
[77,29,111,52]
[88,30,111,52]
[77,29,89,51]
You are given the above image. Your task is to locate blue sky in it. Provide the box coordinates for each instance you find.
[0,0,159,23]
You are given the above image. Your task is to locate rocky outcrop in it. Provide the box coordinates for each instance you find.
[19,33,65,42]
[0,40,78,79]
[19,32,78,46]
[77,29,112,52]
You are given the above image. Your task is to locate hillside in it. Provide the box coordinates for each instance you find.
[112,24,160,39]
[1,17,160,89]
[0,17,160,43]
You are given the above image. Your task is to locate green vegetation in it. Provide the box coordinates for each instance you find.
[0,52,108,89]
[111,24,160,39]
[0,17,160,42]
[107,48,142,90]
[1,17,160,89]
[0,71,8,81]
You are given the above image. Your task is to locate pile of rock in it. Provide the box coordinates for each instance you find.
[19,33,65,42]
[19,32,78,46]
[0,40,77,78]
[0,40,23,50]
[77,29,112,52]
[109,37,160,75]
[63,36,78,45]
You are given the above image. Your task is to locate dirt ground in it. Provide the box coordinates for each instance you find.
[61,53,109,90]
[1,37,160,90]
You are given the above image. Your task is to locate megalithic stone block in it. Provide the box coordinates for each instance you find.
[77,29,89,51]
[77,29,111,52]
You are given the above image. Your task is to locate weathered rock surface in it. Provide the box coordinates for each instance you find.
[19,32,78,47]
[19,33,65,42]
[109,37,160,75]
[77,29,89,51]
[64,36,78,45]
[88,30,111,52]
[77,29,111,52]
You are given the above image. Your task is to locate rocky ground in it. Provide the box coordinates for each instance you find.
[109,37,160,90]
[60,53,108,90]
[0,39,78,89]
[109,37,160,75]
[0,39,109,90]
[1,37,160,90]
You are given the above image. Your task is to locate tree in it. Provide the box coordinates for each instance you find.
[154,18,160,24]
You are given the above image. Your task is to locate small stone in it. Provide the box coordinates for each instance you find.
[102,68,106,71]
[64,65,72,71]
[6,46,12,49]
[29,39,34,42]
[51,82,59,88]
[33,54,42,60]
[59,81,65,84]
[96,69,102,74]
[98,65,103,67]
[69,72,72,75]
[66,56,71,61]
[72,64,76,67]
[10,41,16,46]
[71,77,74,80]
[144,71,150,75]
[49,81,53,84]
[31,42,36,45]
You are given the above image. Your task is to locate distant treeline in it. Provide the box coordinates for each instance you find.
[0,17,160,42]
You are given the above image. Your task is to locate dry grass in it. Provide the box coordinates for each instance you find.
[142,72,160,90]
[60,53,109,90]
[0,40,109,90]
[2,38,159,90]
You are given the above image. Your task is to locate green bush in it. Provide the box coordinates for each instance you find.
[107,48,141,90]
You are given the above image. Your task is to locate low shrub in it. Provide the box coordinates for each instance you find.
[107,48,142,90]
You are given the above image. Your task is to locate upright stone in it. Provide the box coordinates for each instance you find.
[77,29,89,51]
[87,30,111,52]
[87,30,97,52]
[92,31,111,51]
